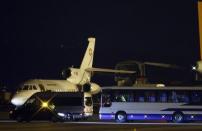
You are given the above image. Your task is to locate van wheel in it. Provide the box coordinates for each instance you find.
[172,112,184,123]
[51,116,58,122]
[73,118,79,122]
[25,119,31,123]
[16,116,23,122]
[115,112,127,123]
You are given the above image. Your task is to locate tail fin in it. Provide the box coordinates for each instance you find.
[66,37,135,86]
[80,38,95,69]
[67,38,95,85]
[198,1,202,60]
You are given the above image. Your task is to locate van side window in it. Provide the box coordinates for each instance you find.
[191,91,201,104]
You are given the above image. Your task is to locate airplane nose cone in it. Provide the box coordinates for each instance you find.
[11,97,25,106]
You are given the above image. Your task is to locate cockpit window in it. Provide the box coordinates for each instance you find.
[17,85,37,91]
[33,85,37,90]
[17,87,23,91]
[23,85,29,90]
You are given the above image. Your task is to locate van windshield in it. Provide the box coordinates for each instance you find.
[52,97,83,106]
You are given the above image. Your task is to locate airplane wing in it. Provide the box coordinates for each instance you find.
[85,68,136,74]
[144,62,182,69]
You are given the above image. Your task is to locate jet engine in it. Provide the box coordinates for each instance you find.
[61,68,72,79]
[83,83,101,95]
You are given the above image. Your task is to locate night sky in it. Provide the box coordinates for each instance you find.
[0,0,200,90]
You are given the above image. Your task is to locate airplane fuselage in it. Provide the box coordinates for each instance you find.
[11,79,79,106]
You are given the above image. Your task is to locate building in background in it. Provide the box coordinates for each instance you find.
[115,60,194,87]
[0,85,12,105]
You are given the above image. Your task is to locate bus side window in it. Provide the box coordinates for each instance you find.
[145,91,156,102]
[135,91,145,102]
[168,91,178,103]
[102,94,111,107]
[128,92,134,102]
[177,91,189,103]
[191,91,201,104]
[114,96,123,102]
[158,91,167,102]
[168,91,189,103]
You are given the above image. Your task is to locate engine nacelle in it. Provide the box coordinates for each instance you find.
[61,68,71,79]
[83,83,101,95]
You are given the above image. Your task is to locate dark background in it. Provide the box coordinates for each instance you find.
[0,0,200,90]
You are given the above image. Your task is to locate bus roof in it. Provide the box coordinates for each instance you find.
[101,86,202,91]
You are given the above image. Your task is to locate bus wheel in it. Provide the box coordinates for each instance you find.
[115,112,127,123]
[172,112,184,123]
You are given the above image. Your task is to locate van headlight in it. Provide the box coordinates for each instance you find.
[57,112,65,117]
[41,102,49,108]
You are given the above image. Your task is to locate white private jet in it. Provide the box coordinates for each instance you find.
[11,37,135,107]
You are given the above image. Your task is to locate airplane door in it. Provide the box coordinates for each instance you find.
[38,84,45,92]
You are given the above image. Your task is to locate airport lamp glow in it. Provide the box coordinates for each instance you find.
[31,96,56,119]
[41,102,49,108]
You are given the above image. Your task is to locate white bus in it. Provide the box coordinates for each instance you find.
[99,86,202,123]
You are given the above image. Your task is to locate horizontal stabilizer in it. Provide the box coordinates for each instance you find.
[85,68,135,74]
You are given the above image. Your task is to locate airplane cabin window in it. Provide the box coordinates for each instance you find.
[39,84,45,92]
[28,85,33,90]
[33,85,37,90]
